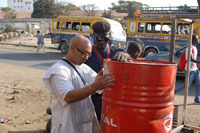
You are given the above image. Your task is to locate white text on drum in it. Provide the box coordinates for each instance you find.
[102,115,117,127]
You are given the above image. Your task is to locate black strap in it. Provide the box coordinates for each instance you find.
[62,59,86,85]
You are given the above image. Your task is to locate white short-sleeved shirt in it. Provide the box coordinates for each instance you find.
[185,45,198,71]
[43,59,99,133]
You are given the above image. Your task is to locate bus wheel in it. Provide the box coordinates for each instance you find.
[60,42,69,54]
[144,48,157,57]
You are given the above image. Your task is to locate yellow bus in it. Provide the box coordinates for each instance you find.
[126,6,200,56]
[51,16,126,53]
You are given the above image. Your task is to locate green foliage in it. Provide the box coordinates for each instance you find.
[1,7,16,19]
[1,7,12,12]
[66,3,80,11]
[32,0,54,18]
[53,3,80,17]
[102,10,112,18]
[4,24,16,32]
[32,0,80,18]
[110,0,144,17]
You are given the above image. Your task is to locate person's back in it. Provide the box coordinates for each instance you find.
[36,31,45,53]
[37,32,44,44]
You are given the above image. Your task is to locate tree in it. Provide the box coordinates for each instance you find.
[102,10,112,18]
[53,3,81,17]
[32,0,55,18]
[81,4,97,16]
[110,0,144,17]
[1,7,16,19]
[32,0,80,18]
[4,24,16,32]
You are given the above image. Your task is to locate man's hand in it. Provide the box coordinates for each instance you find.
[112,52,130,62]
[92,71,114,91]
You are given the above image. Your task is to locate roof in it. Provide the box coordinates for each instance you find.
[0,12,32,19]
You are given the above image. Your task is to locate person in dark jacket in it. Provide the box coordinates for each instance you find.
[85,20,129,121]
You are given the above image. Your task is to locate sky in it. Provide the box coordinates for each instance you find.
[0,0,199,9]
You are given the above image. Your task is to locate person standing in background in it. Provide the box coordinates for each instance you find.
[36,30,45,53]
[3,32,7,41]
[127,41,143,59]
[175,35,200,103]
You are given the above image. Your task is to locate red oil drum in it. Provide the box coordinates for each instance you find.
[100,59,177,133]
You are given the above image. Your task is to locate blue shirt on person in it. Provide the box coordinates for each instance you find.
[37,33,44,44]
[85,45,125,73]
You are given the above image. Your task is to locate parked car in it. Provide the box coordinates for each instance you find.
[145,45,200,77]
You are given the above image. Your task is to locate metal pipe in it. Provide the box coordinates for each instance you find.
[169,19,176,62]
[182,22,194,124]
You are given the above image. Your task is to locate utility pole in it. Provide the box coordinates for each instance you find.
[198,0,200,14]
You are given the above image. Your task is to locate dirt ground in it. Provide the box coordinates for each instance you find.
[0,62,50,133]
[0,37,199,132]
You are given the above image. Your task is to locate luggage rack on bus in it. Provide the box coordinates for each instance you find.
[141,6,198,15]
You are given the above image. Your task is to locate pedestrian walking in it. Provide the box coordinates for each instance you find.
[36,30,45,53]
[175,35,200,103]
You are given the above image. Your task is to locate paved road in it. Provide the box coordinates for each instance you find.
[0,44,63,70]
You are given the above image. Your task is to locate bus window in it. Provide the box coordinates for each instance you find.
[162,23,171,34]
[61,22,71,30]
[81,22,90,31]
[72,22,80,31]
[146,23,161,33]
[130,22,136,32]
[57,21,61,29]
[53,21,57,30]
[61,22,66,29]
[177,23,189,34]
[138,22,145,32]
[66,22,71,30]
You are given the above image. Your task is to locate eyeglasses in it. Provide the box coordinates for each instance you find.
[95,36,109,42]
[74,46,91,57]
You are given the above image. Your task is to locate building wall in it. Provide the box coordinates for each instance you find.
[7,0,37,12]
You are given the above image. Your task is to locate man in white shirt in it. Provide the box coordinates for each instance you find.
[43,35,114,133]
[175,35,200,103]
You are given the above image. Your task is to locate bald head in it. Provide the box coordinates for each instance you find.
[66,35,92,65]
[70,35,92,49]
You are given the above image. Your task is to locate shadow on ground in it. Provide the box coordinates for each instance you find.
[0,52,63,61]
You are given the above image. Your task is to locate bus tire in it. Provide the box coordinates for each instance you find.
[144,48,157,57]
[60,42,69,54]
